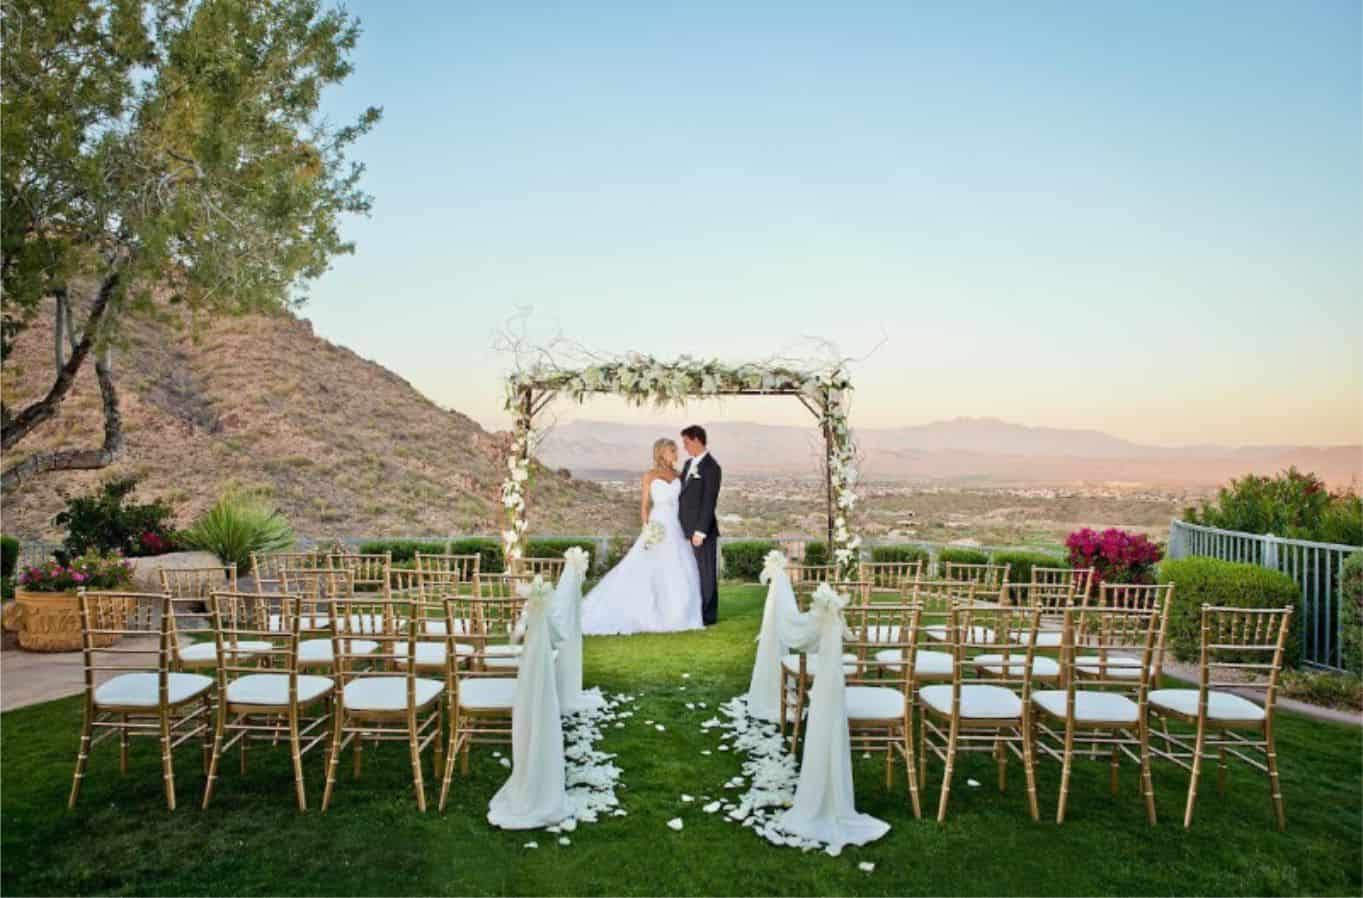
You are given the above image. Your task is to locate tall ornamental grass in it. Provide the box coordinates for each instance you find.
[185,489,294,570]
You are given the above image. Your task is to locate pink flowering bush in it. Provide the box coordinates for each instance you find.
[1065,527,1162,584]
[16,552,134,593]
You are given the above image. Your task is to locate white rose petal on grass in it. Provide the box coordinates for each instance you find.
[523,841,538,849]
[703,801,722,813]
[701,750,712,756]
[560,818,578,832]
[499,757,512,768]
[681,794,694,803]
[682,673,691,679]
[558,837,571,846]
[967,778,981,788]
[667,818,685,831]
[685,703,695,710]
[655,724,666,732]
[859,862,875,873]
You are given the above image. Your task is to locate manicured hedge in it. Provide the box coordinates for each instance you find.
[938,547,990,566]
[358,539,451,564]
[0,536,18,580]
[722,540,777,581]
[990,550,1064,584]
[870,545,931,568]
[1157,557,1302,668]
[802,541,829,567]
[1341,551,1363,677]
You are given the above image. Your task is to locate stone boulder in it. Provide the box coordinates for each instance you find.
[127,551,228,592]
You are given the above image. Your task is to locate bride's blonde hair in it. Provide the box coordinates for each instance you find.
[652,438,677,470]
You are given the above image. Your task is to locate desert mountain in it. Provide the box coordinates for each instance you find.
[538,419,1362,488]
[1,303,635,541]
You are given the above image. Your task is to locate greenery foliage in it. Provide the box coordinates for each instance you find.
[1185,468,1363,546]
[1279,669,1363,712]
[869,544,932,568]
[722,540,778,581]
[990,550,1065,584]
[1158,557,1302,668]
[801,541,829,567]
[53,477,180,561]
[183,489,294,570]
[1340,551,1363,677]
[15,552,133,592]
[357,539,455,564]
[938,547,990,566]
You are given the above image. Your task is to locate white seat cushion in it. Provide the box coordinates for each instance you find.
[269,614,331,632]
[392,641,473,666]
[422,619,473,637]
[342,676,443,712]
[226,673,333,706]
[298,638,378,664]
[1033,690,1140,724]
[874,649,953,677]
[845,685,907,720]
[345,613,388,634]
[458,677,517,711]
[919,684,1023,719]
[94,672,213,708]
[1149,688,1266,722]
[176,640,272,663]
[924,625,996,644]
[1010,629,1064,648]
[972,654,1061,678]
[863,624,902,643]
[780,653,857,676]
[1075,655,1152,680]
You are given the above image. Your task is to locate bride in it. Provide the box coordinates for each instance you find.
[581,438,703,635]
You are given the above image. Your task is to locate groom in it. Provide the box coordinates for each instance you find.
[679,425,722,626]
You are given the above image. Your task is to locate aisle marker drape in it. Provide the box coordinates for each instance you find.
[550,547,605,714]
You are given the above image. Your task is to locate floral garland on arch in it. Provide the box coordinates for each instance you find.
[499,354,861,577]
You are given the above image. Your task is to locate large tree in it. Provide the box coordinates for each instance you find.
[1,0,380,489]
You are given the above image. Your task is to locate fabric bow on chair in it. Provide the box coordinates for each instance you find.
[550,547,605,714]
[747,550,801,722]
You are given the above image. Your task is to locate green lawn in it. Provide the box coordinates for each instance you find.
[2,584,1360,896]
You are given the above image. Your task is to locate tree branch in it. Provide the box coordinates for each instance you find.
[0,270,119,452]
[0,343,124,491]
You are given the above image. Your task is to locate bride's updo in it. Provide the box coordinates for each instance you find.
[652,438,677,471]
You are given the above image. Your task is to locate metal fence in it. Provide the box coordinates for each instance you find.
[1168,518,1360,671]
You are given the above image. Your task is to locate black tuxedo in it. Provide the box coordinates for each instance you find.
[679,453,722,625]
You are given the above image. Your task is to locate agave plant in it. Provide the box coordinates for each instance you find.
[184,489,295,570]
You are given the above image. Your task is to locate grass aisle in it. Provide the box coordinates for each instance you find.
[2,584,1360,896]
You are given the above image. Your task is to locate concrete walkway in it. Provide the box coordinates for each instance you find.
[1,636,161,713]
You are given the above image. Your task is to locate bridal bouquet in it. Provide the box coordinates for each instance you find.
[641,521,665,549]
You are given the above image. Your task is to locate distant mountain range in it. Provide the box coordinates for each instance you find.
[537,418,1362,488]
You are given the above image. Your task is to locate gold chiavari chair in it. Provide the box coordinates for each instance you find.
[1005,575,1079,651]
[873,580,956,687]
[941,561,1011,602]
[321,594,451,812]
[414,552,482,598]
[201,592,336,810]
[280,568,378,669]
[160,565,272,671]
[68,591,215,811]
[916,579,980,643]
[786,563,838,589]
[1088,582,1176,688]
[1032,604,1161,824]
[330,551,392,598]
[858,560,924,593]
[477,573,533,670]
[511,555,568,581]
[845,599,925,818]
[779,581,869,749]
[440,593,523,811]
[1032,566,1095,605]
[1149,604,1293,830]
[251,551,325,594]
[918,602,1043,822]
[161,564,238,605]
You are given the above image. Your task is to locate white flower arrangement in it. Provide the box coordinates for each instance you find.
[758,549,789,584]
[641,521,665,549]
[563,546,591,578]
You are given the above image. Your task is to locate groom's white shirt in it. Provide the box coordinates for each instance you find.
[686,450,708,542]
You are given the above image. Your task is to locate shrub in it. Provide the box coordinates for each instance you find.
[1,535,18,580]
[1066,527,1161,584]
[938,547,990,567]
[870,544,931,569]
[16,551,133,592]
[1185,467,1363,546]
[1157,557,1302,668]
[528,538,597,572]
[53,477,180,560]
[802,541,829,567]
[184,489,295,570]
[1279,670,1363,712]
[449,538,505,573]
[991,549,1065,584]
[1341,551,1363,677]
[722,540,777,581]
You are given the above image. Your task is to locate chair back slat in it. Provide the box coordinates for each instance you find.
[786,563,837,587]
[941,561,1011,589]
[330,553,392,596]
[160,565,238,600]
[845,601,921,689]
[1199,605,1294,703]
[77,590,172,690]
[941,603,1042,694]
[251,551,325,593]
[858,560,923,591]
[1032,566,1095,603]
[1064,604,1160,693]
[510,557,567,580]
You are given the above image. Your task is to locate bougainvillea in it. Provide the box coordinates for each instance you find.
[1065,527,1162,585]
[16,552,134,593]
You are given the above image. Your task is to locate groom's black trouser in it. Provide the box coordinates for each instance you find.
[694,537,719,625]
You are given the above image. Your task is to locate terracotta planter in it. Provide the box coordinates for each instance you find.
[14,589,121,652]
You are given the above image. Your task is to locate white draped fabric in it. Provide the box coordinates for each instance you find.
[550,547,605,714]
[746,551,801,721]
[752,553,890,850]
[487,577,570,830]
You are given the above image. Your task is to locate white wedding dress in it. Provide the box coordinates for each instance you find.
[581,477,703,635]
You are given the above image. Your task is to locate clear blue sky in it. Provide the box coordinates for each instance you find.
[309,1,1361,445]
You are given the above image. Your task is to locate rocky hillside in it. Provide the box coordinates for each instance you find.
[1,302,634,541]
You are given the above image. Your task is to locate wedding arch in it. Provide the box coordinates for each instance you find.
[498,353,862,577]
